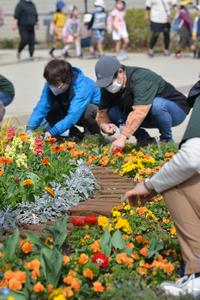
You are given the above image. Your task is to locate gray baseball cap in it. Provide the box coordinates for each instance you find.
[95,55,121,88]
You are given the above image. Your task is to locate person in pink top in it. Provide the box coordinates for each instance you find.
[111,0,129,61]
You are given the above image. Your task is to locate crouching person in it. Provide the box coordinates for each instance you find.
[94,55,190,150]
[26,59,100,138]
[125,82,200,297]
[0,74,15,122]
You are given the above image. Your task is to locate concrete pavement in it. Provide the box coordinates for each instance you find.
[0,49,199,142]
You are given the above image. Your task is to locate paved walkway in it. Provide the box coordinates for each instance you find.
[0,49,199,142]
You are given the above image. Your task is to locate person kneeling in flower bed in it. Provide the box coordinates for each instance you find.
[95,55,190,150]
[26,59,100,139]
[0,74,15,123]
[125,83,200,297]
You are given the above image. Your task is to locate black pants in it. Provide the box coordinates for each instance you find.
[46,103,100,135]
[18,25,35,57]
[150,22,170,50]
[77,104,100,134]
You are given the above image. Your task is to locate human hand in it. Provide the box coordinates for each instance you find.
[12,19,18,31]
[111,134,126,150]
[100,123,118,135]
[125,182,150,206]
[44,131,52,139]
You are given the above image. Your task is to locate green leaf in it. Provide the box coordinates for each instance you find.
[100,228,112,256]
[7,290,28,300]
[44,215,68,249]
[40,247,62,287]
[111,230,126,250]
[3,228,19,257]
[146,237,163,259]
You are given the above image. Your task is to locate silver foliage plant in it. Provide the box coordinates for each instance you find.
[0,160,100,230]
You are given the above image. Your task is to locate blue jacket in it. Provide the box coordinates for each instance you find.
[27,67,100,136]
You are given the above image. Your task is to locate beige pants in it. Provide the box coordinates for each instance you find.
[163,174,200,275]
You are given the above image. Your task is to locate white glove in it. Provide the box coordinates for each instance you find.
[26,129,33,136]
[44,131,52,139]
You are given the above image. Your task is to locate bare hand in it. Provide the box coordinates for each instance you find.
[125,182,150,206]
[111,134,126,150]
[100,123,118,135]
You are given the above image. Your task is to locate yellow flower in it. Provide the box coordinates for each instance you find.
[112,211,121,218]
[124,204,131,211]
[7,297,15,300]
[130,209,135,215]
[53,295,66,300]
[146,209,158,221]
[115,218,132,234]
[98,216,108,228]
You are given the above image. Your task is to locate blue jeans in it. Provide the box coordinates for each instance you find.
[108,97,187,141]
[0,91,13,107]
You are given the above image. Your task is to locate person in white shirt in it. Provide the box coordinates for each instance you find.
[145,0,178,57]
[125,81,200,298]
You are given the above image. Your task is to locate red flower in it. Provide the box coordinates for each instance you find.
[71,217,86,227]
[112,148,124,155]
[92,252,109,268]
[7,127,16,140]
[85,216,98,225]
[34,137,44,156]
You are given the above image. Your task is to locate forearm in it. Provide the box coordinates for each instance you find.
[96,109,111,126]
[150,138,200,193]
[122,104,151,138]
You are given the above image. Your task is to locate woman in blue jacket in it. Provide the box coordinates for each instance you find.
[27,59,100,138]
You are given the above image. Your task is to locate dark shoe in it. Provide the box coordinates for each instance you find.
[137,137,157,147]
[63,51,71,58]
[69,126,85,141]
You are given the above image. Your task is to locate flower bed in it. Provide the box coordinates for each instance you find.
[0,129,99,229]
[0,131,192,300]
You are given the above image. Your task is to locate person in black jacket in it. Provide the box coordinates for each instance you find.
[13,0,38,60]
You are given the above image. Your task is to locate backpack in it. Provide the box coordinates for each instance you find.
[106,12,113,34]
[172,16,181,32]
[92,11,107,30]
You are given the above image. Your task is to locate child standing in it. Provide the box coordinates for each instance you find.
[91,0,107,58]
[175,0,193,58]
[49,1,66,58]
[192,5,200,58]
[62,6,81,58]
[110,0,129,61]
[80,13,95,57]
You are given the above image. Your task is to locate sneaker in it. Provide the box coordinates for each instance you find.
[148,49,154,57]
[161,274,200,297]
[17,52,21,60]
[116,52,128,61]
[163,50,170,56]
[175,52,182,59]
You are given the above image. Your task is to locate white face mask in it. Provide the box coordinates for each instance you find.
[106,80,122,93]
[49,83,69,96]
